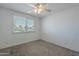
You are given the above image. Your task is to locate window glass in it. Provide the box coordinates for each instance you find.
[13,16,35,33]
[27,19,35,32]
[13,16,26,32]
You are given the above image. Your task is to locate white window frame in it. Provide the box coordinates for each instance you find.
[13,16,35,33]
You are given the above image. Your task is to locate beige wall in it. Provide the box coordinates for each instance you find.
[0,7,41,49]
[41,6,79,52]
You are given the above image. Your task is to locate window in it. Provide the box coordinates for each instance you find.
[13,16,35,33]
[27,19,35,32]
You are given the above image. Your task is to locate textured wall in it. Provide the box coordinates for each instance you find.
[0,8,41,49]
[42,6,79,52]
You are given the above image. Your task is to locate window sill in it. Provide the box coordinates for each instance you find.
[12,31,36,34]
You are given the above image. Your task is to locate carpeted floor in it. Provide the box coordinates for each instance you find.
[0,40,79,56]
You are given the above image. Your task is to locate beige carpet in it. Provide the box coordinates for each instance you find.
[0,40,79,56]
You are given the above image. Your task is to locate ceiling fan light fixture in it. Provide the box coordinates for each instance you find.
[34,8,37,13]
[34,4,44,14]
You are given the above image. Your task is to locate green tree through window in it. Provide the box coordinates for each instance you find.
[13,16,35,33]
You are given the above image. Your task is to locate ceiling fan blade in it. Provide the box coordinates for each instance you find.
[27,10,33,13]
[26,4,36,8]
[45,9,51,12]
[39,3,47,6]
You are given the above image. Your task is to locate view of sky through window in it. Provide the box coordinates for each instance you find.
[13,16,35,32]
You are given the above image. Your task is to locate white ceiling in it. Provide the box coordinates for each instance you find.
[0,3,79,18]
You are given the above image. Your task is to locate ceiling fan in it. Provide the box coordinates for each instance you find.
[27,3,51,14]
